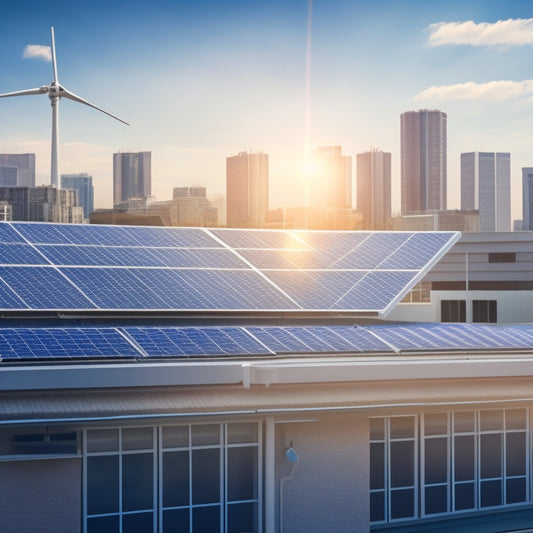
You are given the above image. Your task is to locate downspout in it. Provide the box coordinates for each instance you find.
[265,416,275,533]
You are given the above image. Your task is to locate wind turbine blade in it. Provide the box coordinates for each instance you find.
[51,27,59,84]
[0,87,48,98]
[60,87,130,125]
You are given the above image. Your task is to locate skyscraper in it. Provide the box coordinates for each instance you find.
[61,173,94,219]
[113,152,151,204]
[309,146,352,209]
[0,154,35,187]
[226,151,268,228]
[461,152,511,232]
[522,168,533,231]
[356,149,391,230]
[400,110,447,214]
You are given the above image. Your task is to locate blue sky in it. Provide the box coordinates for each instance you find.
[1,0,533,219]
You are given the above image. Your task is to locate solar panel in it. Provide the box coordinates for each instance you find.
[0,327,140,360]
[0,243,50,265]
[211,229,309,250]
[0,223,27,244]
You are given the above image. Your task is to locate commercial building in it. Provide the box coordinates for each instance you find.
[356,149,391,230]
[61,173,94,219]
[400,109,447,214]
[522,167,533,231]
[2,223,533,533]
[389,210,480,232]
[226,151,268,228]
[0,153,35,187]
[113,151,151,204]
[461,152,511,232]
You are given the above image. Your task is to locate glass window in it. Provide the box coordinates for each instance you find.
[441,300,466,322]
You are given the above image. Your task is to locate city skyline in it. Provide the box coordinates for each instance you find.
[1,1,533,220]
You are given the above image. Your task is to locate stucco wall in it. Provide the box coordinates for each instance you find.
[276,414,369,533]
[0,457,81,533]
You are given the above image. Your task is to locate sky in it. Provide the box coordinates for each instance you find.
[1,0,533,220]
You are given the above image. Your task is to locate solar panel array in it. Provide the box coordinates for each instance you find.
[3,323,533,362]
[0,222,460,316]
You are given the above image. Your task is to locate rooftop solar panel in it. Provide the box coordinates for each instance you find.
[0,223,26,244]
[211,229,309,250]
[0,243,50,265]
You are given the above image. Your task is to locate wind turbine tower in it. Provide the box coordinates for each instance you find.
[0,27,128,189]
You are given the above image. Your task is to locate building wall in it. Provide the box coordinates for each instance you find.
[0,458,81,533]
[276,414,369,533]
[0,154,35,187]
[522,168,533,231]
[113,152,152,204]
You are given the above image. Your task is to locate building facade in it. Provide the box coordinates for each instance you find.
[226,151,268,228]
[61,173,94,219]
[400,110,447,214]
[461,152,511,232]
[0,153,35,187]
[113,151,152,204]
[356,149,391,230]
[522,167,533,231]
[0,166,17,187]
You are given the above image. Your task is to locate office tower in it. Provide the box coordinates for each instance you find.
[461,152,510,232]
[310,146,352,209]
[61,173,94,219]
[113,151,151,204]
[400,109,447,214]
[226,151,268,228]
[356,149,391,230]
[0,154,35,187]
[0,166,17,187]
[522,168,533,231]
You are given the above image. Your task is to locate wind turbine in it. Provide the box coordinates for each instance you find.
[0,27,129,188]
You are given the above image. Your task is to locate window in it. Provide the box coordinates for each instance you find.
[488,253,516,263]
[401,281,431,304]
[441,300,466,322]
[473,300,497,323]
[370,409,530,525]
[84,422,261,533]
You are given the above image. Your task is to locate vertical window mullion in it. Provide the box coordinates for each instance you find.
[83,430,88,533]
[119,428,123,533]
[223,423,227,533]
[188,425,193,533]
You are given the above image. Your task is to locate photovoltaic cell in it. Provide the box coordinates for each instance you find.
[0,223,26,244]
[0,243,50,265]
[212,229,309,250]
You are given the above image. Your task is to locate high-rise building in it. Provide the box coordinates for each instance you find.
[522,168,533,231]
[356,149,391,230]
[226,151,268,228]
[310,146,352,209]
[0,154,35,187]
[461,152,511,232]
[61,173,94,219]
[0,166,17,187]
[400,109,447,214]
[113,151,151,204]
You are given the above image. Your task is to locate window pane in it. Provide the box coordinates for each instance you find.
[390,489,414,519]
[227,423,257,444]
[506,409,527,430]
[123,512,154,533]
[481,479,502,507]
[192,505,220,533]
[370,491,385,522]
[390,441,414,487]
[425,438,447,484]
[480,434,502,479]
[454,435,475,481]
[390,417,414,439]
[163,509,189,533]
[192,448,220,504]
[424,413,447,435]
[227,446,257,502]
[370,418,384,441]
[455,482,475,510]
[86,429,119,452]
[425,485,448,515]
[123,453,154,511]
[370,442,385,490]
[191,424,220,446]
[87,455,119,515]
[454,411,475,433]
[227,502,257,533]
[87,515,119,533]
[162,425,189,448]
[122,427,153,450]
[480,410,503,431]
[506,478,527,504]
[163,451,189,508]
[506,433,526,477]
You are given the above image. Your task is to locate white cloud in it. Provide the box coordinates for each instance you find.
[428,18,533,46]
[22,44,51,61]
[413,79,533,101]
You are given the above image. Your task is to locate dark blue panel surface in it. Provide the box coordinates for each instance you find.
[148,248,247,269]
[211,229,309,250]
[127,226,219,248]
[0,243,50,265]
[0,223,27,243]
